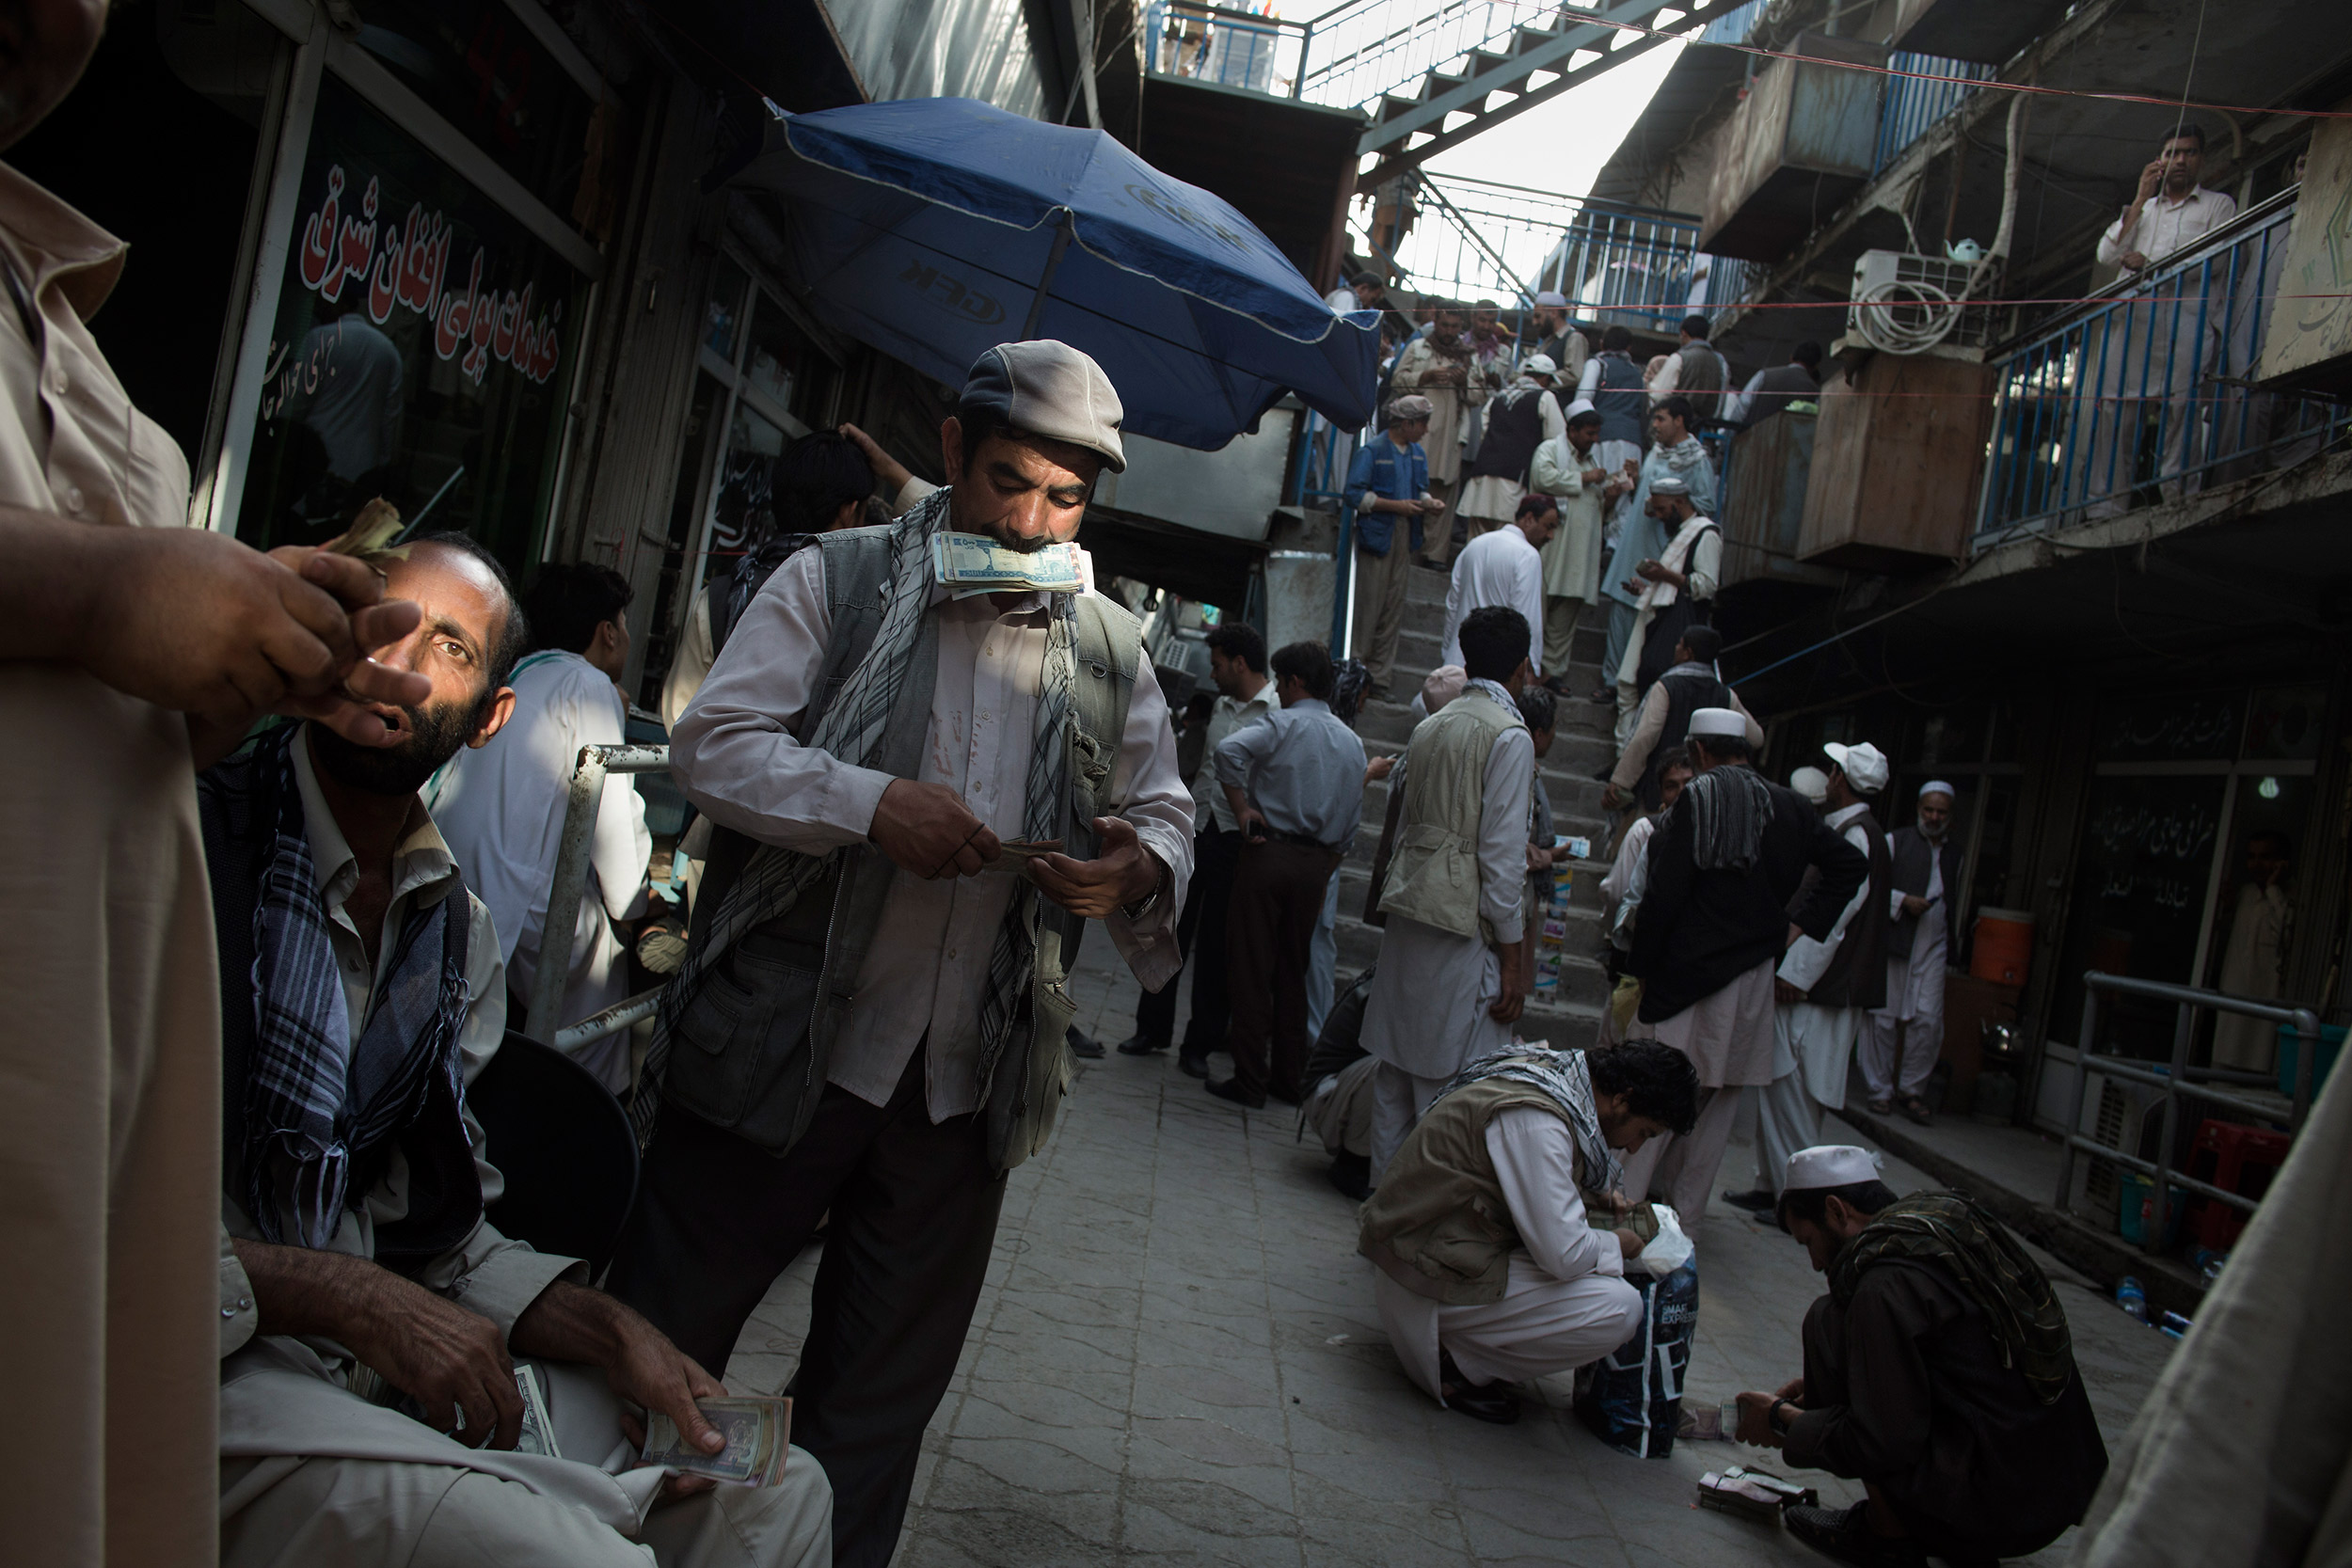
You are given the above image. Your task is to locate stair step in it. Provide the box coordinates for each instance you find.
[1422,71,1468,102]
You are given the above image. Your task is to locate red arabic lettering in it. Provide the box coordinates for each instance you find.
[297,166,344,293]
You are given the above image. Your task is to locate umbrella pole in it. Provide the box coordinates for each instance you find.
[1021,209,1076,341]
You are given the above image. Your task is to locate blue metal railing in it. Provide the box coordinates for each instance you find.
[1975,195,2347,544]
[1871,52,1995,177]
[1288,408,1355,509]
[1144,0,1310,94]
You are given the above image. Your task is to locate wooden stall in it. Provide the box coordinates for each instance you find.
[1798,349,1998,569]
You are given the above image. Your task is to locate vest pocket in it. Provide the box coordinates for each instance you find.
[664,938,822,1131]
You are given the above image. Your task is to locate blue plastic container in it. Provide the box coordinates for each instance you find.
[2275,1023,2348,1101]
[2118,1171,2184,1249]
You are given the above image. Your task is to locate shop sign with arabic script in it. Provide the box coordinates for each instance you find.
[297,163,562,387]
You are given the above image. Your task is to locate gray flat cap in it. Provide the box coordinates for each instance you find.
[960,341,1126,472]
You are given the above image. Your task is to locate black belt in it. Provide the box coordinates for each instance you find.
[1270,829,1345,853]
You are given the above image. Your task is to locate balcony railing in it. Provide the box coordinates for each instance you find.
[1295,0,1549,114]
[1145,0,1311,95]
[1975,193,2348,544]
[1871,52,1995,177]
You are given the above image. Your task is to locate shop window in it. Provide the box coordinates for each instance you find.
[237,72,584,575]
[636,375,725,712]
[743,294,818,423]
[705,256,749,361]
[348,0,599,228]
[710,403,787,559]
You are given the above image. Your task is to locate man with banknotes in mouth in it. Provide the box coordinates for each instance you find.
[607,339,1195,1568]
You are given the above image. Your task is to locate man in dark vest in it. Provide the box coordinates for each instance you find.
[1725,742,1895,1214]
[1456,353,1565,543]
[1860,783,1966,1123]
[1738,1148,2107,1566]
[607,341,1196,1568]
[1654,313,1729,424]
[1578,325,1648,531]
[1604,625,1760,812]
[1621,712,1868,1219]
[204,536,835,1567]
[1731,340,1823,426]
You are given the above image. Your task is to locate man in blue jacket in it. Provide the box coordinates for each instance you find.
[1348,394,1444,698]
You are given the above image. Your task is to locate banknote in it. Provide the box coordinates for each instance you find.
[319,497,410,560]
[931,531,1083,594]
[641,1396,793,1486]
[513,1364,561,1459]
[995,838,1067,859]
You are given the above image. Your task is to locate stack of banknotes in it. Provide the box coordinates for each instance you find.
[931,531,1084,598]
[640,1396,796,1486]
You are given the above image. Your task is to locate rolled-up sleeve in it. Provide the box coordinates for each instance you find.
[671,546,897,851]
[1102,663,1195,990]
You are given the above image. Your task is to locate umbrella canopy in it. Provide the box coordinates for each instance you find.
[726,98,1380,451]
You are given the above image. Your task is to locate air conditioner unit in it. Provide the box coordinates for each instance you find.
[1848,248,1995,352]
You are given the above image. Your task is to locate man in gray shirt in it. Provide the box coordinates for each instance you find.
[1211,641,1368,1108]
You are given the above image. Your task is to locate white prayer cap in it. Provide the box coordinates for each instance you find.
[1783,1145,1884,1193]
[1535,290,1570,309]
[1420,664,1466,714]
[1650,475,1691,497]
[1563,398,1597,420]
[1688,706,1746,739]
[1522,354,1559,378]
[1823,740,1889,795]
[1919,779,1958,800]
[1788,766,1830,805]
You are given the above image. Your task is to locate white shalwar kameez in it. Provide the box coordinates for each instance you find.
[431,650,651,1086]
[1754,802,1875,1193]
[1860,847,1947,1101]
[1375,1108,1645,1402]
[1362,696,1534,1180]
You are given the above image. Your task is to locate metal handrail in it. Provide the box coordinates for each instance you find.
[1144,0,1312,95]
[2054,971,2321,1252]
[527,742,673,1047]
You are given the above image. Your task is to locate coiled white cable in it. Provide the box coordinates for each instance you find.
[1854,276,1963,356]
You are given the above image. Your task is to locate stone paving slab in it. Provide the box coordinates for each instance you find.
[727,932,2174,1566]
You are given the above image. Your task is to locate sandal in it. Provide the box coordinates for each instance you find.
[1899,1093,1933,1126]
[1867,1098,1893,1117]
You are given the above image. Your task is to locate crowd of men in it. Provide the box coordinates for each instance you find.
[3,9,2129,1554]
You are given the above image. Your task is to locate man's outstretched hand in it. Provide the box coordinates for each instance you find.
[513,1279,729,1503]
[1029,815,1164,919]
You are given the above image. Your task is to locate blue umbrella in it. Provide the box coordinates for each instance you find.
[726,98,1380,451]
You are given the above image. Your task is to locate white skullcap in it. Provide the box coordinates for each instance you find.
[1919,779,1958,800]
[1534,290,1570,308]
[1522,354,1559,377]
[1650,475,1691,497]
[1788,765,1829,805]
[1823,740,1889,795]
[1688,706,1746,739]
[1420,664,1466,715]
[1783,1145,1884,1193]
[1562,398,1597,420]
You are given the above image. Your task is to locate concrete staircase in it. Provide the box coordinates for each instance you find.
[1337,560,1614,1051]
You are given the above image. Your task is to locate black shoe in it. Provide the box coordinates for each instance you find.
[1785,1502,1929,1567]
[1438,1351,1520,1424]
[1899,1093,1934,1127]
[1177,1052,1210,1080]
[1327,1152,1372,1201]
[1116,1033,1170,1056]
[1066,1027,1104,1059]
[1205,1077,1265,1109]
[1588,686,1613,705]
[1723,1188,1778,1214]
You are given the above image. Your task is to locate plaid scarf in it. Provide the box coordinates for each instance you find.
[239,723,473,1249]
[636,486,1079,1139]
[1830,1192,2077,1404]
[1433,1044,1621,1197]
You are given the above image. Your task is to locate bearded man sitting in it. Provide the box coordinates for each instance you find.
[204,533,832,1568]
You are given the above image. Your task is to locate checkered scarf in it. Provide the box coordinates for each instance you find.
[635,486,1078,1139]
[239,723,472,1249]
[1432,1044,1621,1196]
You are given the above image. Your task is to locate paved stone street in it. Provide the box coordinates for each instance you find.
[722,929,2175,1566]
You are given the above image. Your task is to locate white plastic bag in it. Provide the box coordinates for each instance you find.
[1635,1203,1695,1275]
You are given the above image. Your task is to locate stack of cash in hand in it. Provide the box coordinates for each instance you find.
[931,531,1084,598]
[640,1396,794,1486]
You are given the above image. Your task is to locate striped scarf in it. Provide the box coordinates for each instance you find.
[239,723,473,1248]
[1432,1044,1621,1197]
[635,486,1077,1139]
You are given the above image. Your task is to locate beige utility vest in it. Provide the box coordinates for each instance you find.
[1358,1077,1574,1305]
[1377,687,1526,940]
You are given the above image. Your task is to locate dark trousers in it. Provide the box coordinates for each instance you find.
[1223,838,1343,1102]
[605,1053,1005,1568]
[1133,826,1242,1055]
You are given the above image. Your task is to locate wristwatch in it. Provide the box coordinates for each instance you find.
[1769,1400,1797,1438]
[1119,858,1169,923]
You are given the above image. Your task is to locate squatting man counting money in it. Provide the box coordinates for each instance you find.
[607,341,1195,1568]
